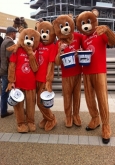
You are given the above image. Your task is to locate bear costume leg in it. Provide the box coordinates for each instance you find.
[37,82,57,131]
[62,75,82,127]
[83,74,111,143]
[24,90,36,132]
[14,101,29,133]
[83,74,100,129]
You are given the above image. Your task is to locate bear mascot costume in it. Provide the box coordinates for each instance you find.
[53,14,82,128]
[35,21,57,131]
[75,9,115,144]
[6,28,40,133]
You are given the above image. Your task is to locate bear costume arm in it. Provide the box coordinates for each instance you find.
[45,62,54,92]
[6,43,20,53]
[55,42,63,66]
[22,45,39,73]
[6,62,16,91]
[96,25,115,46]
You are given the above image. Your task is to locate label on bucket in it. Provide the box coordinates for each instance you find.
[42,99,54,108]
[40,91,55,108]
[60,51,76,68]
[7,96,18,106]
[7,88,24,106]
[78,54,91,63]
[77,51,92,66]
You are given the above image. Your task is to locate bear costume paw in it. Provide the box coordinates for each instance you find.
[38,119,47,129]
[86,116,100,131]
[28,123,36,132]
[65,116,73,128]
[73,115,82,127]
[102,124,111,144]
[17,124,29,133]
[44,117,57,131]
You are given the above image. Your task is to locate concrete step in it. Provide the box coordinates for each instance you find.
[53,76,115,83]
[53,84,115,92]
[107,70,115,75]
[107,77,115,82]
[53,60,115,92]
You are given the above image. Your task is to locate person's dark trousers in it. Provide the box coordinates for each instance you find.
[1,75,9,115]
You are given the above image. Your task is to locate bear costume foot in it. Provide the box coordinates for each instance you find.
[17,124,29,133]
[28,123,36,132]
[38,119,47,129]
[102,124,111,144]
[45,117,57,131]
[65,116,73,128]
[86,116,100,131]
[102,138,110,144]
[73,115,82,127]
[86,124,100,131]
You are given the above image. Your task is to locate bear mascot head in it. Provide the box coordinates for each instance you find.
[36,21,56,45]
[52,14,74,45]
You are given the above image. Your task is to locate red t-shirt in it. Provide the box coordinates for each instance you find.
[9,47,37,90]
[56,32,82,77]
[35,42,57,82]
[82,33,108,74]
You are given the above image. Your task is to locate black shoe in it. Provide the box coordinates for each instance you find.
[102,138,110,144]
[86,125,100,131]
[1,112,13,118]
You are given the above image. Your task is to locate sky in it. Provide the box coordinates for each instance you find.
[0,0,35,19]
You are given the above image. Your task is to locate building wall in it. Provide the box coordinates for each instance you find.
[0,12,36,36]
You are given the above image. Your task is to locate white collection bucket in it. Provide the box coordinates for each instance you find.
[60,51,76,68]
[40,91,55,108]
[7,88,24,106]
[77,50,92,66]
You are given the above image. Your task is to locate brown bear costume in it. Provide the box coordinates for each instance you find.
[6,28,40,133]
[75,9,115,144]
[53,15,82,128]
[35,21,57,131]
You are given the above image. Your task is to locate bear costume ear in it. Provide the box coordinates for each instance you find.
[35,21,41,30]
[74,15,79,26]
[68,13,73,19]
[52,19,55,26]
[92,9,99,17]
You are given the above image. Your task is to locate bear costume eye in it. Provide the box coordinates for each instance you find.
[41,29,44,33]
[31,37,34,41]
[46,30,49,34]
[65,22,69,26]
[87,19,91,24]
[60,24,63,29]
[81,21,85,25]
[25,35,28,40]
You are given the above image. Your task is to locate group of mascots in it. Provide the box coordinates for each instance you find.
[6,9,115,144]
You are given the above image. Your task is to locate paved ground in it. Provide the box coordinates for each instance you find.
[0,92,115,165]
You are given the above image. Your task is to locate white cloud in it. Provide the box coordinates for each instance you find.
[0,0,35,19]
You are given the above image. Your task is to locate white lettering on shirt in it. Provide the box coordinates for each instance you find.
[20,53,27,57]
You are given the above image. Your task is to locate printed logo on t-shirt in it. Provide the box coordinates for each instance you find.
[39,55,44,65]
[87,45,95,55]
[21,63,31,74]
